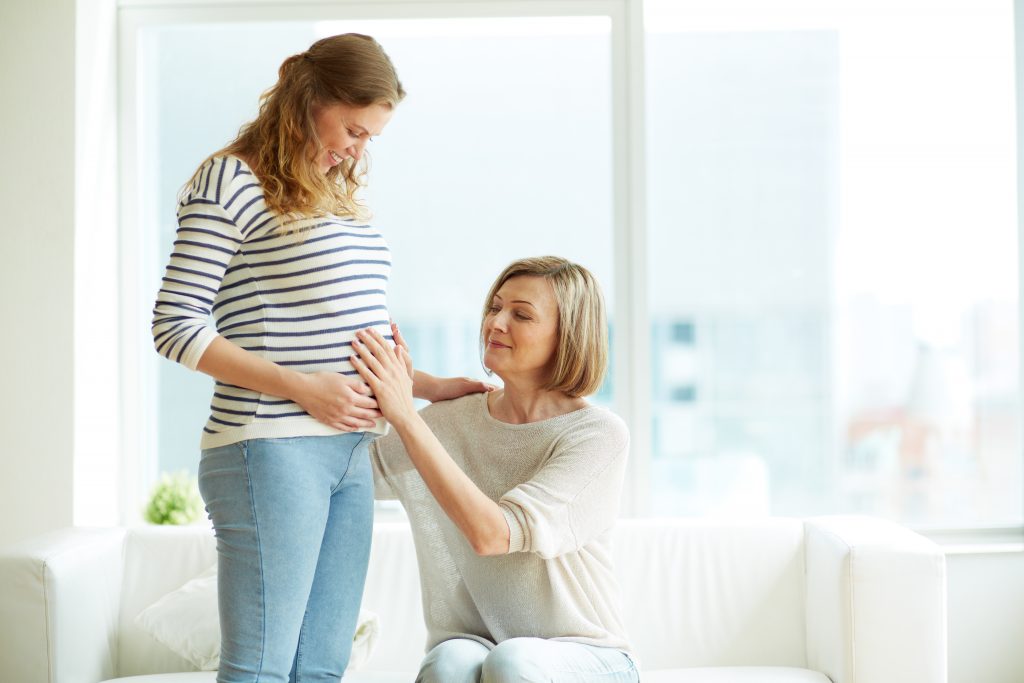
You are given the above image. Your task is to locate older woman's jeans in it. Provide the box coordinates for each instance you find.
[416,637,640,683]
[198,433,375,683]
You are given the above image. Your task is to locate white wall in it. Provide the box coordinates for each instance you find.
[73,0,120,528]
[947,551,1024,683]
[0,0,77,546]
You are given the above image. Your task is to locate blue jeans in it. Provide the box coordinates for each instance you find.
[198,433,375,683]
[416,637,640,683]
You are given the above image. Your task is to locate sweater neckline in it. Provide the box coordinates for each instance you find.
[476,391,596,430]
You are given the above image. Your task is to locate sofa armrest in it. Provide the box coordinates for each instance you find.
[0,527,127,683]
[804,516,947,683]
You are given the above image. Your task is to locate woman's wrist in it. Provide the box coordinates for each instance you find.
[413,370,438,402]
[389,404,423,434]
[280,367,308,403]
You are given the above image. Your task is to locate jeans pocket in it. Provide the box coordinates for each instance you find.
[254,435,306,444]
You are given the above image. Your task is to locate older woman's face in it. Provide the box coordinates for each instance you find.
[483,275,560,381]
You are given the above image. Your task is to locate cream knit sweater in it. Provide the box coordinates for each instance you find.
[370,392,634,657]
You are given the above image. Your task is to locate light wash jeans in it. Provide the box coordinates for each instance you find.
[416,637,640,683]
[198,432,375,683]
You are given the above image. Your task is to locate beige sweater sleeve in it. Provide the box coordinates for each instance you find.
[369,434,402,501]
[498,415,630,559]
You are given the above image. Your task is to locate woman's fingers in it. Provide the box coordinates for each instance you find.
[346,387,379,410]
[351,327,415,401]
[389,323,415,379]
[350,381,373,396]
[335,416,376,431]
[346,414,379,429]
[391,322,410,352]
[349,351,377,382]
[356,328,405,374]
[344,406,382,420]
[398,344,414,375]
[352,337,387,377]
[359,327,394,360]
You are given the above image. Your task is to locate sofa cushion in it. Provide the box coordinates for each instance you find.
[133,564,220,670]
[133,562,380,672]
[101,667,829,683]
[101,672,411,683]
[644,667,831,682]
[118,527,219,676]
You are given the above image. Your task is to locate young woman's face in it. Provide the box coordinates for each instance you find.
[312,102,393,174]
[483,276,561,382]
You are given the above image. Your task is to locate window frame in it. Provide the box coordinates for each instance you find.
[115,0,1024,542]
[116,0,650,522]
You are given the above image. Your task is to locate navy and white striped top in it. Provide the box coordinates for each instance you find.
[152,155,392,449]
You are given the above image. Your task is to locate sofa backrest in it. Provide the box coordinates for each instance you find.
[117,518,809,676]
[611,518,807,670]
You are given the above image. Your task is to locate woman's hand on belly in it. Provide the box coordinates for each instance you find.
[196,335,381,431]
[288,371,383,431]
[349,327,417,428]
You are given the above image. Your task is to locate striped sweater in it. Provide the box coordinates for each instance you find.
[152,155,392,449]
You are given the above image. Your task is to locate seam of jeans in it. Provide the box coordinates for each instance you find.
[294,605,308,679]
[333,432,370,494]
[241,440,267,681]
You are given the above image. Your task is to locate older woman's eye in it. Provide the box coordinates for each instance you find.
[515,312,531,321]
[487,305,500,313]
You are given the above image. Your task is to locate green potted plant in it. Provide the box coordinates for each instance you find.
[144,470,204,525]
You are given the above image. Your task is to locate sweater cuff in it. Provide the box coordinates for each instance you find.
[499,503,527,554]
[179,327,218,371]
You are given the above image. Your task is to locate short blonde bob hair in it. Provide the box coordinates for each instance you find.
[185,33,405,223]
[480,256,609,398]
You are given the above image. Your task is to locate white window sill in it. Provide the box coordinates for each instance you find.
[918,526,1024,555]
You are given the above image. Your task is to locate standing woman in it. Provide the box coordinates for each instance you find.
[152,34,486,682]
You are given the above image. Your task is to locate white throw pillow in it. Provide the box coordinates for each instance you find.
[135,564,380,671]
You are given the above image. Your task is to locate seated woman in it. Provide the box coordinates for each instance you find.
[350,256,639,683]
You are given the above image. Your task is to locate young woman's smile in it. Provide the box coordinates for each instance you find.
[313,101,393,173]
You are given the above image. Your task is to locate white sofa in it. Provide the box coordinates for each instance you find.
[0,516,946,683]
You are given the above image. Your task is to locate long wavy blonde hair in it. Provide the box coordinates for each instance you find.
[184,33,405,224]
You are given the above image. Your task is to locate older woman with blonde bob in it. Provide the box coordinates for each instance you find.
[351,256,640,683]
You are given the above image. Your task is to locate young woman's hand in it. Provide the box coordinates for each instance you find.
[195,335,381,432]
[288,371,382,431]
[350,327,418,427]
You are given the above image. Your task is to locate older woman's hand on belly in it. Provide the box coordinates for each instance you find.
[350,326,418,428]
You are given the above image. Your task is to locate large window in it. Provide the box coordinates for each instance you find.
[645,0,1019,526]
[123,11,617,508]
[121,0,1020,529]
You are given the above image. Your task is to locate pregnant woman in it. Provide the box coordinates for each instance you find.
[152,33,486,682]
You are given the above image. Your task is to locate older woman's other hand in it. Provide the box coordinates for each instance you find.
[431,376,497,402]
